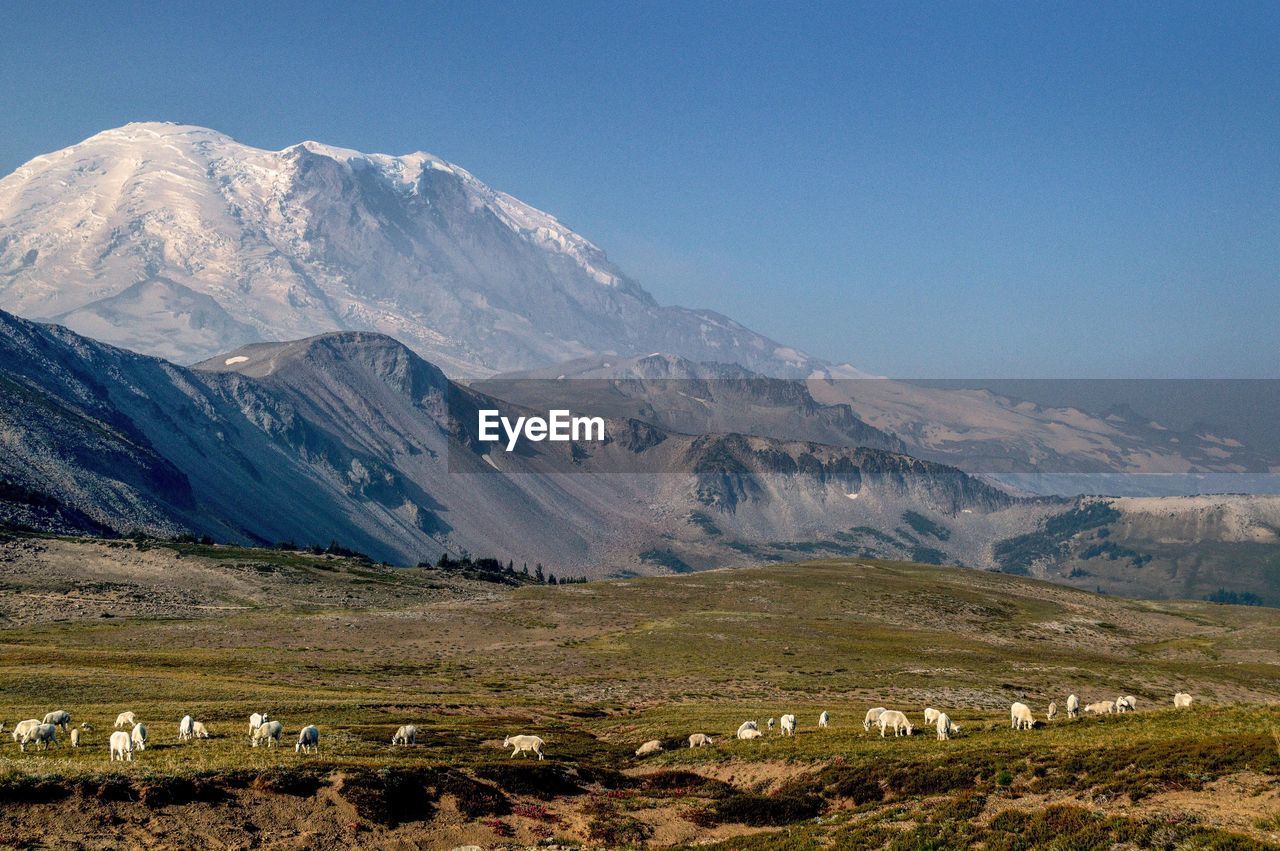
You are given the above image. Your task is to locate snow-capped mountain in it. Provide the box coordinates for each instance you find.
[0,122,822,375]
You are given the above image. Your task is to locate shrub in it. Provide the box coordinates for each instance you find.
[710,782,825,827]
[929,790,987,822]
[818,765,885,805]
[586,806,652,845]
[337,769,436,826]
[475,763,583,800]
[438,771,510,819]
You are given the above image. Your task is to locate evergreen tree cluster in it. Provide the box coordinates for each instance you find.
[420,553,587,586]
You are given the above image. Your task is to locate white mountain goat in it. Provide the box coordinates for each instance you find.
[878,710,913,737]
[20,724,58,752]
[635,739,663,757]
[109,731,132,762]
[296,725,319,754]
[42,710,71,731]
[863,707,886,731]
[252,721,283,748]
[503,734,545,759]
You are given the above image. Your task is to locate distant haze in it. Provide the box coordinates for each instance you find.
[906,380,1280,457]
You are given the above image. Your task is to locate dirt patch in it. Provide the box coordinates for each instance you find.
[646,759,817,794]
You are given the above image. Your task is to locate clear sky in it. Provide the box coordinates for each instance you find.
[2,1,1277,377]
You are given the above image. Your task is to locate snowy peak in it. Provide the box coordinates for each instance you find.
[282,135,621,286]
[0,122,817,376]
[2,121,619,293]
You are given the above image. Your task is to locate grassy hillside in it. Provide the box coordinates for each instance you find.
[0,535,1277,848]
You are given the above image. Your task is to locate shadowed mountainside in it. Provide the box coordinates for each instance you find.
[0,309,1029,575]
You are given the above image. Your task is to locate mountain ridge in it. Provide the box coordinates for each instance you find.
[3,308,1276,601]
[0,308,1027,574]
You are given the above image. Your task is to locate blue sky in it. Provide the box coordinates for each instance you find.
[2,1,1277,376]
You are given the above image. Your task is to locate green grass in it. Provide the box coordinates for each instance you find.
[2,541,1280,846]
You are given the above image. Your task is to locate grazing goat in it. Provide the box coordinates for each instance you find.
[1010,702,1035,730]
[131,723,148,751]
[392,725,417,746]
[1066,694,1080,718]
[70,728,81,748]
[1174,692,1193,708]
[635,739,663,757]
[20,724,58,752]
[503,734,545,759]
[923,708,940,725]
[43,710,71,731]
[878,710,913,737]
[296,725,320,754]
[252,721,283,748]
[179,715,194,741]
[687,733,713,748]
[114,712,136,729]
[11,719,40,743]
[192,722,210,739]
[109,731,132,762]
[936,712,958,740]
[863,707,886,731]
[818,711,830,729]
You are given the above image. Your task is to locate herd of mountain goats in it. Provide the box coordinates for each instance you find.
[2,691,1195,761]
[633,691,1194,756]
[3,711,320,759]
